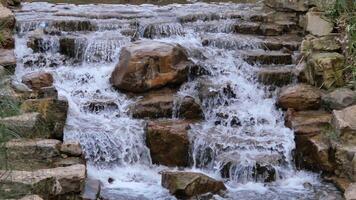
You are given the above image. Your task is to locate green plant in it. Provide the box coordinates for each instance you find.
[324,0,356,89]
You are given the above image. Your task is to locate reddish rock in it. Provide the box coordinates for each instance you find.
[130,88,203,119]
[146,119,196,167]
[278,84,322,111]
[22,72,54,91]
[285,109,332,136]
[110,40,191,93]
[161,171,226,199]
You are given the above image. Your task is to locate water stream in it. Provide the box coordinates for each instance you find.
[14,2,342,199]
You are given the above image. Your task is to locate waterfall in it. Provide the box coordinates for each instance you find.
[13,2,342,200]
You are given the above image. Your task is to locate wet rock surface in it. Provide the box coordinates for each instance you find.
[130,88,203,119]
[110,40,192,93]
[146,119,195,167]
[161,171,226,198]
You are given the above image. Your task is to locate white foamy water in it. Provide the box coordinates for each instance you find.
[13,2,342,199]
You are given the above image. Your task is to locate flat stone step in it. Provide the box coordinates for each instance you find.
[234,21,298,36]
[257,65,297,86]
[259,35,301,51]
[0,164,85,199]
[3,139,84,171]
[242,50,293,65]
[202,34,301,51]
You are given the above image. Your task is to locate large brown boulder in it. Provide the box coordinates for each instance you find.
[161,171,226,199]
[110,40,191,93]
[22,72,54,91]
[332,105,356,145]
[278,84,322,111]
[146,119,196,167]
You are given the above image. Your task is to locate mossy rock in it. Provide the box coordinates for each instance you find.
[21,98,68,140]
[306,52,345,89]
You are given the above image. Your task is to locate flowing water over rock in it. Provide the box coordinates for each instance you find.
[14,2,343,199]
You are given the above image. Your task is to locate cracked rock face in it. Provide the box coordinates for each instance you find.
[110,40,192,93]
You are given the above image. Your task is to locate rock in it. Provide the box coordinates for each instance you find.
[59,36,86,60]
[60,141,82,157]
[82,100,118,114]
[0,164,86,199]
[243,50,292,65]
[306,12,334,36]
[257,66,296,86]
[27,30,46,52]
[146,119,195,167]
[0,29,14,49]
[0,65,6,77]
[21,98,68,140]
[19,195,44,200]
[334,145,356,182]
[0,49,16,71]
[53,20,96,32]
[301,35,341,54]
[4,139,61,171]
[221,153,282,182]
[130,88,203,119]
[264,0,309,12]
[2,0,21,7]
[22,72,54,91]
[295,133,334,173]
[130,88,175,119]
[0,112,50,138]
[110,40,191,93]
[277,84,322,111]
[54,157,85,168]
[345,183,356,200]
[306,52,345,89]
[161,171,226,199]
[332,105,356,145]
[38,86,58,98]
[11,79,33,93]
[0,4,15,29]
[196,77,235,101]
[177,96,204,119]
[322,88,356,111]
[82,179,101,200]
[261,35,301,51]
[285,109,332,136]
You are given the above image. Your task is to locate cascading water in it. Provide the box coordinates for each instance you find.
[14,1,342,199]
